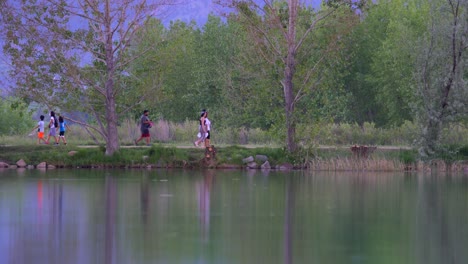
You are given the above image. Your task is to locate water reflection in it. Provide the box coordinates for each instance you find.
[0,170,467,264]
[197,170,214,243]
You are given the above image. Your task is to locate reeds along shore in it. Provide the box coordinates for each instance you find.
[306,158,468,172]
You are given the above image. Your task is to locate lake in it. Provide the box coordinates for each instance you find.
[0,169,467,264]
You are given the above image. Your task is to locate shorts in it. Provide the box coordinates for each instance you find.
[141,129,150,138]
[49,127,56,136]
[59,131,65,137]
[206,131,210,139]
[37,132,44,139]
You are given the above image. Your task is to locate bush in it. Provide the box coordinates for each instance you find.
[399,150,417,165]
[0,97,35,136]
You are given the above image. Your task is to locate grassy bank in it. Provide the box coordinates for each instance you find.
[1,144,467,172]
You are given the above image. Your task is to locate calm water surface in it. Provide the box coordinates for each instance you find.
[0,169,467,264]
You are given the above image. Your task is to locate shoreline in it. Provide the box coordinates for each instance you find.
[0,144,467,173]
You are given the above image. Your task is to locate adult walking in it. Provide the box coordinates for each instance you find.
[46,111,59,145]
[204,110,211,147]
[194,109,207,147]
[135,110,151,146]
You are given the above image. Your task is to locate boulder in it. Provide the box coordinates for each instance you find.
[278,163,294,170]
[47,164,56,169]
[255,155,268,162]
[242,156,254,164]
[247,162,258,169]
[37,162,47,169]
[0,162,9,168]
[261,161,271,170]
[16,159,27,168]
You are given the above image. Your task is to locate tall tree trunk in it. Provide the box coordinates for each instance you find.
[104,0,119,156]
[105,86,119,156]
[284,63,296,153]
[283,0,298,153]
[419,118,442,157]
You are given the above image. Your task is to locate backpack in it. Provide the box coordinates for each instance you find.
[53,117,58,128]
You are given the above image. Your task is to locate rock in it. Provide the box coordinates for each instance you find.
[16,159,27,168]
[68,151,78,156]
[261,161,271,170]
[9,165,18,169]
[27,165,35,169]
[278,163,294,170]
[37,162,47,169]
[255,155,268,162]
[247,162,258,169]
[242,156,254,164]
[0,162,9,168]
[47,164,56,169]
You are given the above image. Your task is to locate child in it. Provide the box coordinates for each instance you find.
[31,115,47,144]
[46,111,59,145]
[58,115,70,145]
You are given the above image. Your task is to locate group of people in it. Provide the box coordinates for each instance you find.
[134,109,212,148]
[32,111,70,145]
[32,109,210,147]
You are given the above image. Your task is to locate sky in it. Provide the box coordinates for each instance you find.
[161,0,217,26]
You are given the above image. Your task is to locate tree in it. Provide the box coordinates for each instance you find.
[414,0,468,157]
[0,0,178,155]
[215,0,364,152]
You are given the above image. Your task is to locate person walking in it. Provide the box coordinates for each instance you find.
[135,110,151,146]
[58,115,71,145]
[46,111,59,145]
[194,109,207,147]
[31,115,47,144]
[204,111,211,147]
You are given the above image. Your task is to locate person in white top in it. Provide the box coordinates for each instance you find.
[31,115,47,144]
[46,111,59,145]
[204,111,211,147]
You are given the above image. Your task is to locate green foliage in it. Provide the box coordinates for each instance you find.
[413,0,468,158]
[343,0,429,126]
[458,146,468,158]
[398,149,417,165]
[0,97,35,135]
[147,144,187,163]
[216,145,291,164]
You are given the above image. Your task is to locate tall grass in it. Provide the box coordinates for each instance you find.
[2,119,467,148]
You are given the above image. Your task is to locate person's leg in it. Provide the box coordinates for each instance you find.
[135,131,144,145]
[195,132,206,146]
[204,131,210,147]
[52,128,59,144]
[60,131,67,144]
